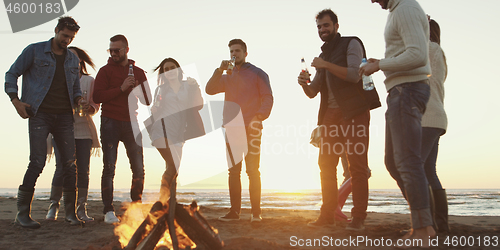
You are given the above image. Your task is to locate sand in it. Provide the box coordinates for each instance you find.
[0,197,499,250]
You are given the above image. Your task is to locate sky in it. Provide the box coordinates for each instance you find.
[1,0,499,192]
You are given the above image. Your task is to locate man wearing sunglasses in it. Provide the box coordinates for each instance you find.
[5,16,84,228]
[93,34,150,224]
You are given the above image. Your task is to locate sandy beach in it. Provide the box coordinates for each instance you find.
[0,197,498,250]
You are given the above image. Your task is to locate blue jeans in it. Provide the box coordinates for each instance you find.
[52,139,92,189]
[22,112,76,190]
[422,127,445,190]
[100,116,145,213]
[385,81,431,229]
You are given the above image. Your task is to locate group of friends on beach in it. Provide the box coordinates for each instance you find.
[5,0,449,247]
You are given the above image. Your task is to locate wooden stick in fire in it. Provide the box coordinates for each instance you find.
[135,212,169,250]
[123,201,165,250]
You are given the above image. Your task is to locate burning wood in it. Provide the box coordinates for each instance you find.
[136,212,169,250]
[123,202,165,250]
[116,201,223,250]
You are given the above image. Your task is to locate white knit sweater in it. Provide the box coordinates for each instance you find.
[379,0,431,91]
[74,75,100,148]
[422,42,447,131]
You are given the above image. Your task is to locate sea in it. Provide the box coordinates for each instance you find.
[1,188,498,217]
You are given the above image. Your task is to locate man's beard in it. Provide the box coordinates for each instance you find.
[113,54,126,64]
[321,32,335,42]
[56,41,67,50]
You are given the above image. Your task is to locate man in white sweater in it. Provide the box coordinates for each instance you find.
[360,0,435,244]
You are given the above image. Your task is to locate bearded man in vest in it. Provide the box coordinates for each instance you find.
[298,9,380,231]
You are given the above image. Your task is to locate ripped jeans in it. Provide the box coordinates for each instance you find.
[22,112,76,190]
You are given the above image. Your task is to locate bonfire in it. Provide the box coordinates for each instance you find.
[114,200,223,250]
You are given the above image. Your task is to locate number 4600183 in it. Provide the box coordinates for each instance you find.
[5,2,61,14]
[443,236,498,247]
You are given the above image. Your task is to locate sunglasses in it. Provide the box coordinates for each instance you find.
[107,48,125,54]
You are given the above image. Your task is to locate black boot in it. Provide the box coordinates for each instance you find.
[46,186,63,220]
[76,188,94,222]
[63,188,84,226]
[15,186,41,229]
[428,185,437,230]
[433,189,450,233]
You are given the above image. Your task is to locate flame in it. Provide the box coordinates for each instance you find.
[114,202,196,249]
[174,223,197,249]
[114,202,150,248]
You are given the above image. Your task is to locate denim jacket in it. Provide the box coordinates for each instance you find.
[5,38,81,115]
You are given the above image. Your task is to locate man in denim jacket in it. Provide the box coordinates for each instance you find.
[5,17,85,229]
